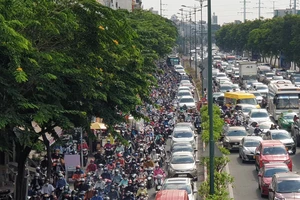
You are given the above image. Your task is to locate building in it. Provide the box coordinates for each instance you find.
[97,0,142,12]
[234,20,242,24]
[274,9,295,17]
[212,12,218,25]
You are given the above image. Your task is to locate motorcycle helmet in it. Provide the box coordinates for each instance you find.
[140,183,145,188]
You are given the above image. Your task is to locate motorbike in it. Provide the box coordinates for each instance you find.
[154,174,164,192]
[145,168,154,189]
[0,189,13,200]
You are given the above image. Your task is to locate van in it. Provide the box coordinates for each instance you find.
[155,190,189,200]
[224,92,260,108]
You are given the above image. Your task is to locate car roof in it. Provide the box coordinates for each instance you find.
[164,177,191,184]
[171,151,194,156]
[180,95,194,99]
[267,130,289,134]
[263,162,289,169]
[243,136,263,141]
[171,143,193,148]
[260,140,284,146]
[227,126,246,131]
[274,172,300,180]
[178,86,190,89]
[250,108,268,113]
[173,127,193,131]
[175,122,194,126]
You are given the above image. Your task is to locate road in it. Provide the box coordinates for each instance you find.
[228,147,300,200]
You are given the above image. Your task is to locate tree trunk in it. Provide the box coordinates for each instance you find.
[15,143,31,200]
[41,132,52,179]
[270,55,273,66]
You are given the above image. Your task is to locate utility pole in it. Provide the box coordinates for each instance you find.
[294,0,297,14]
[160,0,162,16]
[239,0,251,22]
[189,10,192,69]
[258,0,261,18]
[194,7,198,79]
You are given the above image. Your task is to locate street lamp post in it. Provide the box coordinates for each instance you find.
[207,0,215,195]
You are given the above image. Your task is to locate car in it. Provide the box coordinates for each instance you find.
[222,126,248,150]
[175,65,184,72]
[177,69,186,76]
[177,90,193,100]
[263,130,296,154]
[160,178,198,200]
[181,83,195,91]
[213,92,224,103]
[219,83,233,93]
[239,136,263,162]
[233,70,239,79]
[272,75,284,80]
[278,111,297,130]
[251,82,264,90]
[264,72,275,81]
[291,76,300,86]
[178,86,194,94]
[268,172,300,199]
[258,163,290,197]
[247,108,271,124]
[248,91,263,104]
[254,140,292,171]
[170,127,196,149]
[169,143,197,156]
[247,121,273,135]
[174,122,195,132]
[212,68,220,78]
[225,66,233,75]
[180,80,191,85]
[167,152,199,178]
[255,84,268,97]
[244,79,258,90]
[231,84,240,91]
[178,96,196,110]
[214,73,228,82]
[234,104,257,118]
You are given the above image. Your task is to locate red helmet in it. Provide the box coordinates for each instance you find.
[117,153,122,157]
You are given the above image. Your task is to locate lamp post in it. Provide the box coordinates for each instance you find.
[207,0,215,195]
[182,5,201,78]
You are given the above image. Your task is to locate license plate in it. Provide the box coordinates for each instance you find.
[178,174,187,177]
[232,145,239,148]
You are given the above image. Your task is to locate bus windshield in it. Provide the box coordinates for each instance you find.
[276,94,299,109]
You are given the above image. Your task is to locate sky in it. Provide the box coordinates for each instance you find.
[142,0,296,25]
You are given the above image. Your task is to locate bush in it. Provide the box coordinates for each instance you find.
[199,105,234,199]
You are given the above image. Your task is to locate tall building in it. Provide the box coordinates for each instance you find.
[274,9,293,17]
[212,12,218,25]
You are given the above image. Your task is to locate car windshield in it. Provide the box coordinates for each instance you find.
[277,180,300,193]
[171,155,194,164]
[264,168,289,178]
[252,92,262,97]
[250,111,268,118]
[220,85,232,91]
[244,141,260,147]
[283,114,295,120]
[266,73,274,77]
[226,130,247,136]
[271,132,290,140]
[180,98,194,103]
[173,146,193,153]
[235,72,239,75]
[273,76,283,80]
[294,77,300,82]
[238,98,257,105]
[242,107,253,113]
[256,86,268,90]
[262,147,287,155]
[217,74,226,77]
[161,183,192,194]
[173,131,193,138]
[178,92,191,96]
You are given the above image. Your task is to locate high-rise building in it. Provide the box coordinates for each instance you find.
[212,12,218,25]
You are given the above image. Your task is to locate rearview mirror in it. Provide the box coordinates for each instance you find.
[168,135,172,139]
[194,149,198,152]
[192,177,198,182]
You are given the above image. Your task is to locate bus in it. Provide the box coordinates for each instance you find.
[166,55,180,67]
[268,81,300,121]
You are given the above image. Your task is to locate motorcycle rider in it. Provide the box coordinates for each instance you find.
[40,179,55,197]
[94,150,106,165]
[91,192,103,200]
[104,140,113,156]
[254,124,262,136]
[55,173,67,197]
[106,159,115,171]
[94,177,106,192]
[72,165,85,189]
[112,169,122,185]
[119,174,129,187]
[122,191,134,200]
[86,159,97,173]
[95,164,104,178]
[31,173,43,192]
[77,139,89,152]
[116,153,125,167]
[136,183,148,198]
[101,168,112,180]
[153,164,166,179]
[124,180,134,193]
[143,156,155,168]
[115,142,124,154]
[108,185,119,200]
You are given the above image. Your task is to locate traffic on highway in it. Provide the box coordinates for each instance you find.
[210,51,300,200]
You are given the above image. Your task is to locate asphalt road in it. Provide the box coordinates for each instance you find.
[228,146,300,200]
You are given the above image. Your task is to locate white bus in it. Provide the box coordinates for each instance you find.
[268,81,300,121]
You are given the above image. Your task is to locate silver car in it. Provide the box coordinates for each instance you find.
[174,122,195,132]
[170,127,196,149]
[239,136,263,162]
[167,152,199,178]
[222,126,248,150]
[169,143,197,157]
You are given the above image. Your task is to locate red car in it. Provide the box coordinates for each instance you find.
[258,163,289,197]
[254,140,292,171]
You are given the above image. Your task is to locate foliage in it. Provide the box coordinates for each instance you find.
[199,105,233,199]
[215,15,300,66]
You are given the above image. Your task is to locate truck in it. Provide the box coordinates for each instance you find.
[238,61,258,88]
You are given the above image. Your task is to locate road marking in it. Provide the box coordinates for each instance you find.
[225,163,235,199]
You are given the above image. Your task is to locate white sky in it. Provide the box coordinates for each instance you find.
[142,0,295,25]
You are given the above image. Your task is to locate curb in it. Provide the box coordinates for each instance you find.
[203,141,207,181]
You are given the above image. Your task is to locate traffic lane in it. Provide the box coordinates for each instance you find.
[201,58,208,90]
[228,152,263,200]
[228,147,300,200]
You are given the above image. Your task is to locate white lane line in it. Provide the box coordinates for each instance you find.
[225,163,235,199]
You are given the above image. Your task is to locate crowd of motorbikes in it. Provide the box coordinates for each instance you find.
[24,62,194,200]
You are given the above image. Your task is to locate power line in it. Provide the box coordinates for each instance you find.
[239,0,251,22]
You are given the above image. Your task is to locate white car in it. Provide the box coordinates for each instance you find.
[178,86,193,93]
[175,65,184,72]
[170,127,197,149]
[180,80,191,85]
[177,69,186,76]
[181,83,195,91]
[178,95,196,109]
[161,178,198,200]
[247,108,271,124]
[272,75,284,80]
[231,84,240,91]
[219,83,233,93]
[212,68,220,78]
[248,91,263,104]
[177,90,193,100]
[255,84,268,96]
